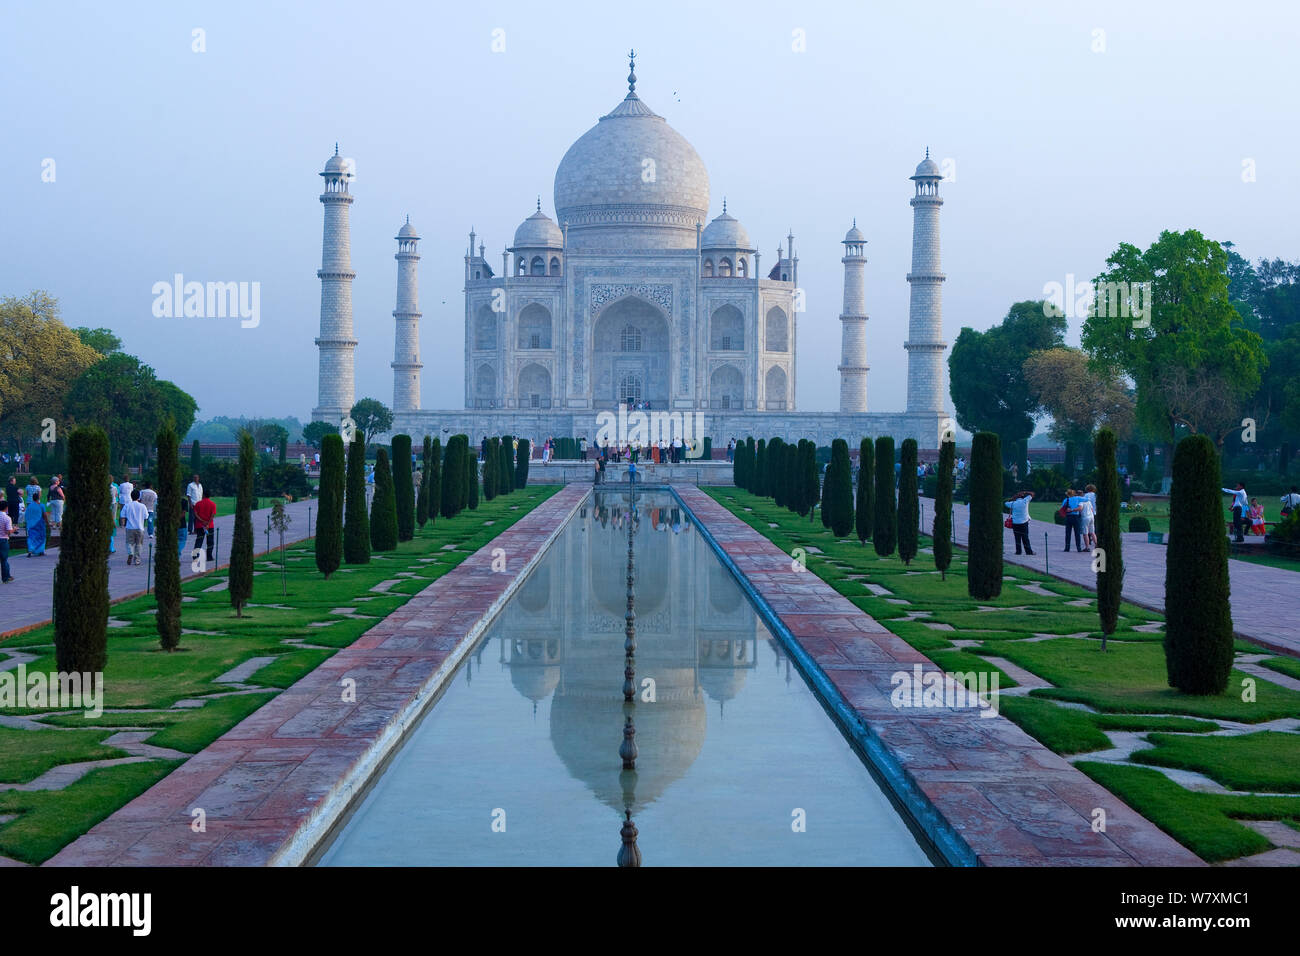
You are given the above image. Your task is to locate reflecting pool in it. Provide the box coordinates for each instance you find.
[318,489,931,866]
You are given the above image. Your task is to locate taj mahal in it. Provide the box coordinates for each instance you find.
[311,53,949,449]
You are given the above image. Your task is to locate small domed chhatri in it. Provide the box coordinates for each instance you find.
[397,215,419,239]
[701,201,754,252]
[512,202,564,249]
[912,147,942,180]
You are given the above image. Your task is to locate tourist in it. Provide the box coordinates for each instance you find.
[1281,486,1300,519]
[122,489,149,566]
[185,474,203,533]
[108,481,117,554]
[48,475,65,533]
[25,474,41,512]
[1060,489,1085,553]
[192,489,217,565]
[5,477,19,526]
[117,474,134,527]
[1079,486,1097,550]
[1005,490,1035,555]
[0,498,13,583]
[580,436,588,460]
[1248,498,1266,536]
[24,488,48,557]
[178,495,190,560]
[1222,482,1249,543]
[139,481,157,536]
[726,439,735,463]
[480,436,489,462]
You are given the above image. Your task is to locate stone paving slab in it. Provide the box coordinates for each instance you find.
[45,485,589,868]
[679,487,1204,867]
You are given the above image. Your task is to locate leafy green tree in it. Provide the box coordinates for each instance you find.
[1164,435,1233,694]
[873,437,896,556]
[856,438,874,544]
[190,439,202,476]
[826,439,854,536]
[416,435,432,529]
[154,423,182,650]
[343,430,371,564]
[949,300,1066,460]
[54,426,111,675]
[933,439,954,579]
[370,448,399,551]
[228,430,256,617]
[967,432,1003,600]
[302,421,339,448]
[514,438,529,488]
[1094,428,1123,650]
[72,326,122,355]
[897,438,919,565]
[64,353,197,469]
[316,433,345,577]
[253,422,289,454]
[392,434,415,540]
[349,398,393,444]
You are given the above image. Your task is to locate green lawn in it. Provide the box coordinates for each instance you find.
[706,487,1300,865]
[0,485,561,864]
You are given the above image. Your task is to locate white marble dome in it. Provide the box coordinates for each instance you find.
[512,208,563,248]
[554,91,710,250]
[397,218,419,239]
[912,154,942,179]
[701,209,753,251]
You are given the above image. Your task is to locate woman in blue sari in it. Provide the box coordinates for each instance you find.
[25,488,47,556]
[108,480,118,553]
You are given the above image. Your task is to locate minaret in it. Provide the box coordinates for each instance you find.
[905,149,947,414]
[838,220,869,412]
[312,145,357,425]
[392,216,422,415]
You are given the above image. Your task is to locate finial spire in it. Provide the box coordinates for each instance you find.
[853,217,856,227]
[334,142,339,156]
[925,146,930,159]
[627,49,636,93]
[722,197,727,214]
[405,214,410,225]
[537,195,541,213]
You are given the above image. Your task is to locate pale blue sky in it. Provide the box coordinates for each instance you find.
[3,0,1295,421]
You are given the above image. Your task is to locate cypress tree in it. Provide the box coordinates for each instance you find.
[416,435,431,529]
[392,434,415,541]
[856,438,874,545]
[1016,439,1028,486]
[821,447,832,529]
[467,440,479,510]
[426,437,442,528]
[1164,434,1233,694]
[785,441,800,514]
[370,447,399,551]
[154,423,182,651]
[737,436,752,491]
[803,439,819,521]
[827,439,854,537]
[229,429,256,617]
[440,435,463,519]
[754,439,767,497]
[1127,442,1144,479]
[873,437,897,557]
[190,438,202,477]
[967,431,1003,600]
[1095,428,1123,651]
[279,434,287,465]
[515,437,530,488]
[459,436,471,510]
[344,430,371,564]
[55,426,111,675]
[483,437,499,501]
[745,438,756,491]
[316,433,345,577]
[898,438,919,565]
[934,438,954,579]
[499,435,514,493]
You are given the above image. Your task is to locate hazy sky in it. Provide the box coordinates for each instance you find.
[4,1,1296,423]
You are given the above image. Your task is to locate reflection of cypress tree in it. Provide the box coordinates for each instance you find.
[370,448,399,551]
[873,437,896,556]
[1164,434,1233,694]
[856,438,874,545]
[392,434,415,541]
[315,433,345,577]
[55,426,111,675]
[344,430,371,564]
[416,435,431,529]
[967,431,1003,600]
[897,438,919,565]
[229,430,256,617]
[933,439,954,579]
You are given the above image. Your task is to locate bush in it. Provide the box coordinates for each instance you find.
[483,437,498,501]
[343,432,371,564]
[826,439,854,537]
[967,431,1003,600]
[316,434,344,577]
[255,462,309,500]
[426,437,442,528]
[1164,434,1233,695]
[154,423,182,651]
[921,473,938,499]
[934,439,954,578]
[229,430,256,617]
[369,447,398,551]
[1128,516,1151,533]
[56,427,111,676]
[392,434,415,541]
[754,439,767,497]
[515,438,530,487]
[1029,466,1069,502]
[873,437,896,556]
[1095,428,1123,645]
[856,438,874,544]
[416,435,431,529]
[441,435,464,519]
[897,438,919,565]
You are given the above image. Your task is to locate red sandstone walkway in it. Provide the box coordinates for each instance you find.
[46,485,590,868]
[925,497,1300,658]
[677,487,1203,867]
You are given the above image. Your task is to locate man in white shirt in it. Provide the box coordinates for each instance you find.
[1222,483,1249,542]
[139,482,158,536]
[117,475,134,527]
[0,504,13,583]
[186,475,203,533]
[1004,490,1036,555]
[122,489,150,566]
[1281,486,1300,518]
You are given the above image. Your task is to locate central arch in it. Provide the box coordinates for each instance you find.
[592,296,671,408]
